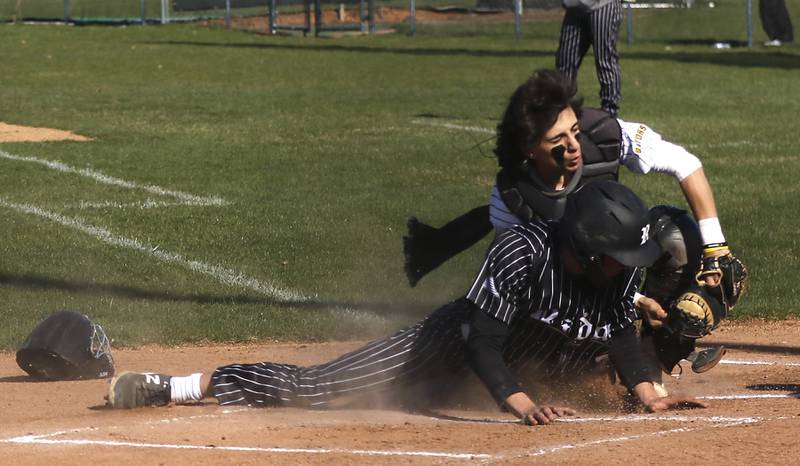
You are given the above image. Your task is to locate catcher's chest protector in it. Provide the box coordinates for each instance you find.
[16,310,114,380]
[496,108,622,222]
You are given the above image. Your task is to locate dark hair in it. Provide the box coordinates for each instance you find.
[494,69,583,169]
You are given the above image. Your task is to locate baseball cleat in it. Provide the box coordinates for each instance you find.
[107,372,172,409]
[686,346,727,374]
[653,382,669,397]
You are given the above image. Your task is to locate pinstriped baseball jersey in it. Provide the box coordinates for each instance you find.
[466,219,642,376]
[209,219,641,408]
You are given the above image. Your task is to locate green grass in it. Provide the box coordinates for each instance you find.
[0,2,798,349]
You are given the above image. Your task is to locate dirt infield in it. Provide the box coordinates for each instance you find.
[208,7,564,34]
[0,123,91,143]
[2,320,799,464]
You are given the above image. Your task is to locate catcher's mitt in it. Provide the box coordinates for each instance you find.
[667,285,727,339]
[695,245,748,310]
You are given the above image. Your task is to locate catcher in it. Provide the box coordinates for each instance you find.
[107,182,707,423]
[404,69,747,375]
[640,205,746,378]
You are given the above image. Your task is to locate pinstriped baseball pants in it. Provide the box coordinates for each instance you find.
[555,1,622,116]
[209,298,610,408]
[210,300,472,408]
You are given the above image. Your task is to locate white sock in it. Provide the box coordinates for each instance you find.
[170,373,204,403]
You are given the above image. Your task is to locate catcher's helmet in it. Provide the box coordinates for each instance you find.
[644,205,703,304]
[16,310,114,380]
[558,180,660,268]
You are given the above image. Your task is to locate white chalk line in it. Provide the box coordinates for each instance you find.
[0,197,310,304]
[0,409,773,462]
[442,413,763,425]
[0,152,383,321]
[64,200,214,210]
[154,407,250,425]
[555,414,762,424]
[0,149,228,207]
[0,408,251,444]
[5,437,491,460]
[720,359,800,367]
[500,414,769,462]
[699,393,800,400]
[513,426,697,460]
[411,119,494,134]
[2,428,490,460]
[409,119,777,153]
[685,141,770,149]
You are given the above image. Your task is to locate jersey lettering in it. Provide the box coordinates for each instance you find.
[633,124,648,155]
[467,220,639,346]
[576,317,593,340]
[531,309,560,325]
[530,309,612,342]
[593,323,611,341]
[560,318,573,334]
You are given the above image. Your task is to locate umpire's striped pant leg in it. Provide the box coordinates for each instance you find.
[210,299,473,408]
[556,8,593,82]
[589,0,622,115]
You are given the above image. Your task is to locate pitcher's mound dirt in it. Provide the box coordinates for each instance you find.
[0,122,92,143]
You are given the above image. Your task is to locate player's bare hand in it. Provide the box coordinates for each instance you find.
[636,296,668,329]
[521,405,576,426]
[701,274,721,287]
[697,245,741,288]
[645,395,708,413]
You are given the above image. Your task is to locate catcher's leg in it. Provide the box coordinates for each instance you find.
[404,205,492,287]
[686,346,727,373]
[649,325,725,374]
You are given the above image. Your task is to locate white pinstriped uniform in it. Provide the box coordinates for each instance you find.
[466,220,641,377]
[556,0,623,115]
[211,300,472,407]
[210,219,641,407]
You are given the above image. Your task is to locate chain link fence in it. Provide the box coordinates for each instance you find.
[0,0,764,45]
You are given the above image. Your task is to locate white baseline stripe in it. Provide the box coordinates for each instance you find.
[0,150,227,206]
[699,393,800,400]
[0,197,309,303]
[65,200,211,210]
[510,416,762,461]
[519,426,697,459]
[409,122,777,153]
[443,414,762,425]
[409,121,777,153]
[686,141,770,149]
[0,409,251,444]
[555,414,762,424]
[0,410,766,462]
[411,119,494,134]
[4,437,491,460]
[154,408,250,425]
[720,359,800,367]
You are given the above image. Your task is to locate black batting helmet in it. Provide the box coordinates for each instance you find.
[559,180,660,268]
[16,310,114,380]
[644,205,703,304]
